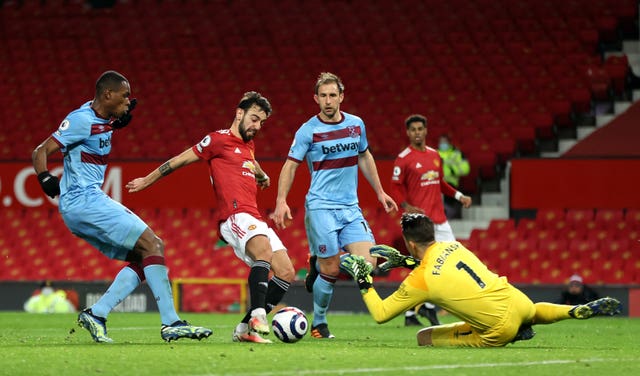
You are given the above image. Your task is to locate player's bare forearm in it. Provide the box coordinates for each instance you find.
[273,160,298,228]
[358,152,398,212]
[32,137,59,174]
[275,160,298,205]
[254,160,270,189]
[127,148,198,192]
[358,150,384,194]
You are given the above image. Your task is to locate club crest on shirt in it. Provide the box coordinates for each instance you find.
[318,245,327,254]
[347,125,359,138]
[241,160,256,173]
[421,170,439,181]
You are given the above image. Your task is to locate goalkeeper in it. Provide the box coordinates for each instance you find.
[341,213,622,347]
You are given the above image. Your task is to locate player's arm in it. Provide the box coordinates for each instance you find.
[341,254,427,323]
[253,160,270,190]
[272,158,300,229]
[358,149,398,213]
[390,158,423,214]
[32,136,62,198]
[362,283,428,324]
[126,148,199,192]
[439,162,472,208]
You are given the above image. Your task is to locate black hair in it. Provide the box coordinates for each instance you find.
[400,213,436,244]
[238,91,272,116]
[404,114,427,129]
[95,70,128,96]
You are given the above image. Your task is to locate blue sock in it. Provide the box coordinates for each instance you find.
[312,274,336,327]
[144,264,180,325]
[91,266,141,319]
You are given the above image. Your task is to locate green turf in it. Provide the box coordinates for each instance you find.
[0,311,638,376]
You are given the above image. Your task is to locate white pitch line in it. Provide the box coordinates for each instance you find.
[192,358,634,376]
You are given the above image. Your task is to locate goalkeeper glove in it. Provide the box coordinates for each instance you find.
[37,171,60,198]
[370,244,419,272]
[111,98,137,129]
[340,255,374,293]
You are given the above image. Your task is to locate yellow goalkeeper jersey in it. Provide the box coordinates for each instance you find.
[364,241,522,331]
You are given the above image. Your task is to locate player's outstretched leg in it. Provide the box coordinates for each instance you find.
[77,308,113,343]
[305,254,318,293]
[232,322,272,344]
[161,320,213,342]
[569,297,622,319]
[248,307,270,335]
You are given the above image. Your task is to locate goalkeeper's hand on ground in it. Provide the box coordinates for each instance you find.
[370,244,419,272]
[111,98,137,129]
[340,254,374,293]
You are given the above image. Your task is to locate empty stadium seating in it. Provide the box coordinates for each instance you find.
[470,208,640,284]
[1,1,639,310]
[1,0,637,188]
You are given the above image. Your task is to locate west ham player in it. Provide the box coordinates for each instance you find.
[341,213,622,347]
[127,91,295,344]
[32,70,212,343]
[391,114,472,327]
[272,72,398,339]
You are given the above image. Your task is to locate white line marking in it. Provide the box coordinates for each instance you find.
[194,358,635,376]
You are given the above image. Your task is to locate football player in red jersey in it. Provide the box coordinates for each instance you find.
[390,114,472,327]
[127,92,295,344]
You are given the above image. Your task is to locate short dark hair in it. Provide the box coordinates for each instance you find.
[404,114,427,129]
[401,213,435,244]
[238,91,272,116]
[315,72,344,94]
[95,70,128,96]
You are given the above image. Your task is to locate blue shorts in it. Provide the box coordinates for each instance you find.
[304,206,375,258]
[59,189,147,261]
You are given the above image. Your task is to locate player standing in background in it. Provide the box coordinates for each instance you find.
[391,114,472,327]
[272,72,398,339]
[341,213,622,347]
[127,91,295,344]
[32,70,212,343]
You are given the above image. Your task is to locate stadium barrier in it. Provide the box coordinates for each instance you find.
[170,277,247,313]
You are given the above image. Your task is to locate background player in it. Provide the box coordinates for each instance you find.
[32,70,211,343]
[391,114,472,326]
[127,91,295,344]
[272,72,397,339]
[341,213,622,347]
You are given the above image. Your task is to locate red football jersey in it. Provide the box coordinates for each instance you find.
[192,129,263,224]
[390,145,457,224]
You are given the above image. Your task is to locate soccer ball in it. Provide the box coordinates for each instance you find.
[271,306,308,343]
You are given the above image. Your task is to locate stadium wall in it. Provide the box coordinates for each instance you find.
[0,161,394,210]
[6,158,640,212]
[0,281,638,317]
[510,158,640,210]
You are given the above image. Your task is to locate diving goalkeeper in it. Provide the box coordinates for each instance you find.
[340,213,622,347]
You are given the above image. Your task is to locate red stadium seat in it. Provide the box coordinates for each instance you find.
[487,219,516,236]
[566,208,595,230]
[536,208,566,229]
[594,208,625,230]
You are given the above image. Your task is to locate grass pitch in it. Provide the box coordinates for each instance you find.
[0,311,638,376]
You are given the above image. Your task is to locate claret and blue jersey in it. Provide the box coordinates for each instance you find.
[51,101,113,199]
[287,112,369,209]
